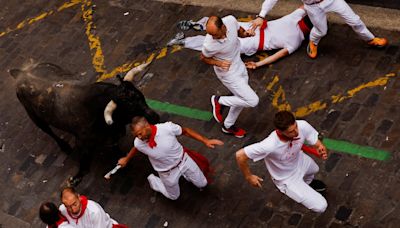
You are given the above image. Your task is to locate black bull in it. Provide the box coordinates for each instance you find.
[9,63,159,185]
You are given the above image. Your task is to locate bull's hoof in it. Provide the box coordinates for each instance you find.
[68,176,83,187]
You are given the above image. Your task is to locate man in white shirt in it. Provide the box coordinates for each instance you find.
[236,110,328,213]
[118,116,223,200]
[59,187,127,228]
[251,0,388,59]
[201,15,259,138]
[168,7,312,69]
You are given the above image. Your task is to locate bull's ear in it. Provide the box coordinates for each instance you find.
[9,69,22,78]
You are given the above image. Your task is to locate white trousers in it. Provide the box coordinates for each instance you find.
[275,155,328,213]
[147,153,207,200]
[217,70,259,128]
[305,0,374,45]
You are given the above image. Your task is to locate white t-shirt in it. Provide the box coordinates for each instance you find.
[244,120,318,182]
[134,122,184,172]
[239,8,306,55]
[202,15,246,78]
[60,200,117,228]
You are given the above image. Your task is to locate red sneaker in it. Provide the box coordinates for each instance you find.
[222,125,246,138]
[211,95,223,123]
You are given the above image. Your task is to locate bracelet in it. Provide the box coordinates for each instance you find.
[256,15,265,19]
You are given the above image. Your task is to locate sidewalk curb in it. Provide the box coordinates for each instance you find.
[155,0,400,32]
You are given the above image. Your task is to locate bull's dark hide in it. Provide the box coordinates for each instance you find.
[9,62,159,185]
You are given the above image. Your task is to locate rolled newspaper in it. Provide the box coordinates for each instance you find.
[104,165,122,180]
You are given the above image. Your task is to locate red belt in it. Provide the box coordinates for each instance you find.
[113,224,128,228]
[258,20,268,51]
[298,18,311,36]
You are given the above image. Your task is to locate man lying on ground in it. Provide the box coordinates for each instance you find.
[167,7,313,69]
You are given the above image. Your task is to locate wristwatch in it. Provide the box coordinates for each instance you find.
[256,15,265,19]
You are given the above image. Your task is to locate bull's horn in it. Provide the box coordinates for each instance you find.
[123,61,151,82]
[104,100,117,125]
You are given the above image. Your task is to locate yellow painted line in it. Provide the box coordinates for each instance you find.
[81,0,107,74]
[97,53,156,82]
[294,101,327,117]
[156,47,168,59]
[255,52,269,61]
[266,75,279,91]
[28,11,54,24]
[98,45,183,81]
[294,72,397,117]
[237,16,253,22]
[0,0,81,38]
[265,75,291,111]
[331,73,396,103]
[58,0,82,11]
[170,45,183,53]
[271,85,291,111]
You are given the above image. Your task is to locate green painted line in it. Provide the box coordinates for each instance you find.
[146,99,213,121]
[146,99,391,161]
[323,138,391,161]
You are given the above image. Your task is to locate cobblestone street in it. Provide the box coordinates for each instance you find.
[0,0,399,227]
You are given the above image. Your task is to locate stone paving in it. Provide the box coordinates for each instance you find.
[0,0,399,227]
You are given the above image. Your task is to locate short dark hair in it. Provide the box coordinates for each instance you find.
[39,202,59,225]
[131,116,148,128]
[273,111,296,131]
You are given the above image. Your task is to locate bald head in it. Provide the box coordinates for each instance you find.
[61,187,81,215]
[206,16,226,39]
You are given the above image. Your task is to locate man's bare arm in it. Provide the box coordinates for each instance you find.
[236,149,263,188]
[200,53,231,71]
[245,48,289,69]
[182,127,224,148]
[118,147,139,167]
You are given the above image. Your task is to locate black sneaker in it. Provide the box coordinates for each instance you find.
[309,179,326,193]
[221,125,246,138]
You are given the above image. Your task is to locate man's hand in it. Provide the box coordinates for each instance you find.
[218,60,231,71]
[246,174,264,188]
[245,61,257,69]
[118,156,130,168]
[248,17,264,35]
[204,139,224,148]
[317,144,328,160]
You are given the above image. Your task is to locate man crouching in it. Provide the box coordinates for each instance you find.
[118,117,224,200]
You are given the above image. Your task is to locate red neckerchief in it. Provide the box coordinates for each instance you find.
[275,130,299,147]
[258,20,268,51]
[148,125,157,148]
[68,195,88,225]
[276,130,321,157]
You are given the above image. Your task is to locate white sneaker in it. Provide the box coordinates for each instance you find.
[167,32,185,46]
[147,174,157,190]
